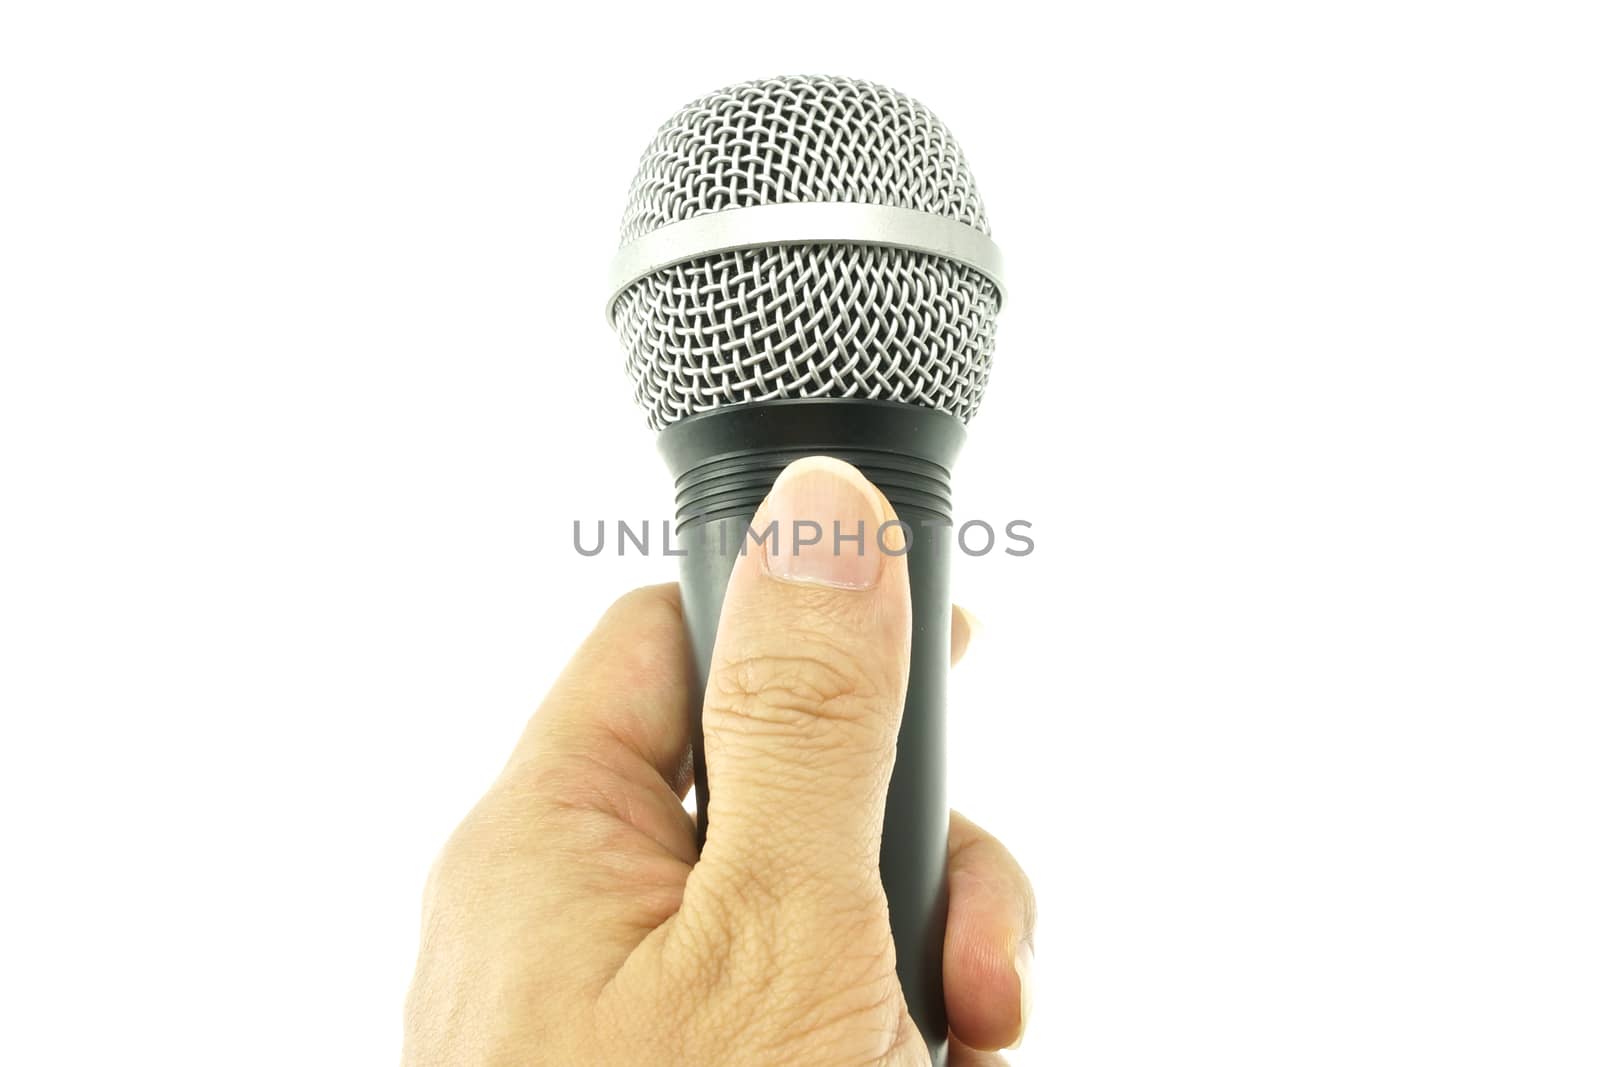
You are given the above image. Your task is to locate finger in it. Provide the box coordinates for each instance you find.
[951,604,980,666]
[505,583,693,796]
[950,1038,1011,1067]
[944,811,1036,1052]
[693,455,913,901]
[425,584,700,1001]
[490,583,698,883]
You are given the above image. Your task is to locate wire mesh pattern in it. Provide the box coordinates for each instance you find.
[619,75,990,244]
[613,242,999,429]
[612,75,999,429]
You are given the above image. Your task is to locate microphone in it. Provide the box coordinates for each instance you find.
[604,74,1004,1064]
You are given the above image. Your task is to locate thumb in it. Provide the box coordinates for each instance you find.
[694,456,913,902]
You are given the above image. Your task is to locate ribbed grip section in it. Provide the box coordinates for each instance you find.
[674,449,953,529]
[658,399,965,529]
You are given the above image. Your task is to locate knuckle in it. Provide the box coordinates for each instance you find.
[423,767,566,905]
[708,637,886,728]
[604,582,681,632]
[424,812,502,907]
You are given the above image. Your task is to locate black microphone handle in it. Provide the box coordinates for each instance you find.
[660,399,964,1066]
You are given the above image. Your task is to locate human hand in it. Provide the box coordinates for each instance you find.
[404,458,1035,1065]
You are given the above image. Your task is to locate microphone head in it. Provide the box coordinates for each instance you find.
[606,75,1003,430]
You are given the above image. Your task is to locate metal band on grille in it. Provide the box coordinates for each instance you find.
[605,203,1005,325]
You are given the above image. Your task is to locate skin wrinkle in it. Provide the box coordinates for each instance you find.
[515,744,697,866]
[707,591,905,737]
[708,654,874,727]
[712,604,896,691]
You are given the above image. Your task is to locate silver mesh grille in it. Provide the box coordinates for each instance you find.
[612,75,999,430]
[619,75,990,243]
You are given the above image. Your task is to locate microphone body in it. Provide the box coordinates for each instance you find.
[661,399,963,1062]
[605,76,1004,1065]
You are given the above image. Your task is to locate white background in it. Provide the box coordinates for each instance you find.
[2,2,1597,1064]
